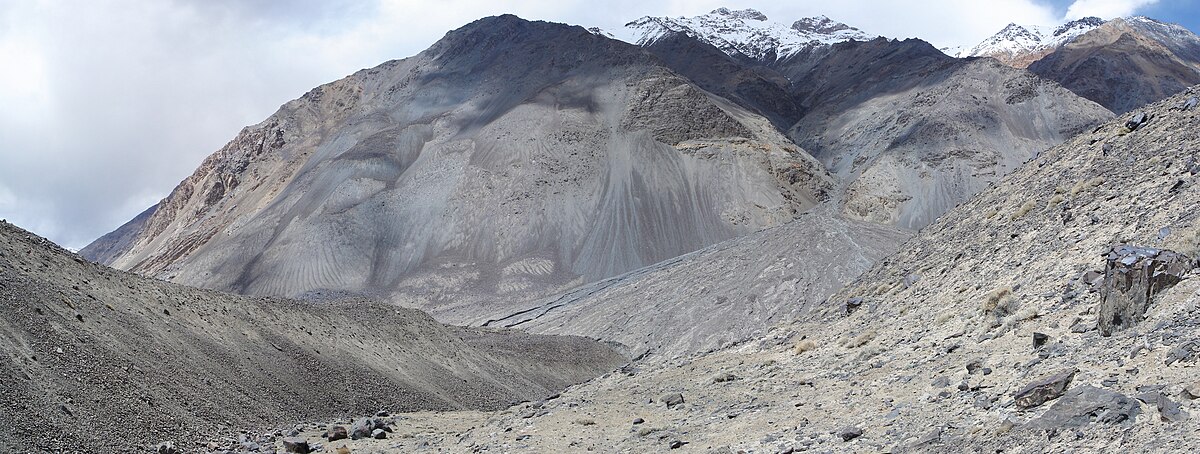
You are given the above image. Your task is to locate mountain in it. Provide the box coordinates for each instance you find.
[783,41,1113,228]
[479,208,910,358]
[88,15,834,324]
[1029,16,1200,114]
[0,219,625,452]
[960,17,1104,67]
[620,8,875,63]
[617,14,1113,229]
[77,203,157,265]
[262,86,1200,454]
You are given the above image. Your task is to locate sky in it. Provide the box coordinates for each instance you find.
[0,0,1194,249]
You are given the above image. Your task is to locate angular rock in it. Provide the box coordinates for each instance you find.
[632,417,645,425]
[1014,369,1076,409]
[282,437,310,454]
[1098,245,1193,336]
[1033,332,1049,350]
[1026,386,1141,430]
[1183,382,1200,399]
[326,425,348,442]
[661,392,684,408]
[351,418,373,440]
[838,426,864,441]
[372,428,388,439]
[1157,394,1189,422]
[1125,112,1150,131]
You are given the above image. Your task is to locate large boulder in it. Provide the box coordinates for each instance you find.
[1025,386,1141,431]
[1098,245,1193,336]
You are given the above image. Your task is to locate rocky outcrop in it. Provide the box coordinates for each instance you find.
[1098,245,1194,335]
[1029,17,1200,114]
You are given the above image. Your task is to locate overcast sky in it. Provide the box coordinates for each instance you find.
[0,0,1192,249]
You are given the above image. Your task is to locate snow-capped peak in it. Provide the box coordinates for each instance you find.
[618,8,877,61]
[960,17,1103,66]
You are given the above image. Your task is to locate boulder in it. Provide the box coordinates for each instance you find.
[282,437,310,453]
[837,426,864,441]
[1026,386,1141,430]
[326,425,348,442]
[351,418,374,440]
[1125,112,1150,131]
[660,392,684,408]
[1015,369,1076,409]
[372,428,388,439]
[1098,245,1193,336]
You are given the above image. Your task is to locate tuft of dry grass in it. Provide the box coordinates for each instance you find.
[1011,201,1037,220]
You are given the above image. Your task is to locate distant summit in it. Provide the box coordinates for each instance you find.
[619,8,875,62]
[959,16,1103,67]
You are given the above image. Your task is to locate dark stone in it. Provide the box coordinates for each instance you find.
[282,437,310,453]
[351,418,373,440]
[1033,332,1050,349]
[1157,394,1189,422]
[372,428,388,439]
[669,440,687,449]
[326,425,348,441]
[837,426,863,441]
[632,418,645,425]
[1026,386,1140,430]
[1125,112,1149,131]
[661,392,684,408]
[1015,369,1076,409]
[845,297,864,315]
[1098,245,1193,336]
[375,410,390,417]
[156,442,176,454]
[966,358,985,375]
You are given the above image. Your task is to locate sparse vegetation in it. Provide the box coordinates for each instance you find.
[794,340,818,354]
[843,330,876,348]
[981,286,1015,316]
[1047,194,1064,207]
[1011,201,1037,219]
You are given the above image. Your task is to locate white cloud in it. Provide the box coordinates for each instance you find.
[0,0,1129,249]
[1064,0,1160,19]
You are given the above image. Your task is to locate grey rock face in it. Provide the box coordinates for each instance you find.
[91,15,833,326]
[1029,17,1200,114]
[1098,245,1193,336]
[1015,369,1076,409]
[1026,386,1141,430]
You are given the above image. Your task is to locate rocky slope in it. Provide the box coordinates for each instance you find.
[77,203,157,265]
[0,219,625,452]
[479,208,910,359]
[1029,16,1200,114]
[620,8,875,63]
[266,87,1200,454]
[961,17,1104,67]
[626,25,1114,230]
[781,39,1113,228]
[90,15,833,324]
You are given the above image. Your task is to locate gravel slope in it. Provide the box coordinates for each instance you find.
[0,220,625,452]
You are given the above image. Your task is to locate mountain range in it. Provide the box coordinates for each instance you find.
[10,5,1193,451]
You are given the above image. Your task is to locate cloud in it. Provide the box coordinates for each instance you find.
[0,0,1153,249]
[1064,0,1160,19]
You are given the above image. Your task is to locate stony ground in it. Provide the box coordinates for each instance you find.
[0,220,625,453]
[267,88,1200,453]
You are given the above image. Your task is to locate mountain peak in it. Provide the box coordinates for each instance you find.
[619,9,875,61]
[961,17,1105,67]
[710,7,768,21]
